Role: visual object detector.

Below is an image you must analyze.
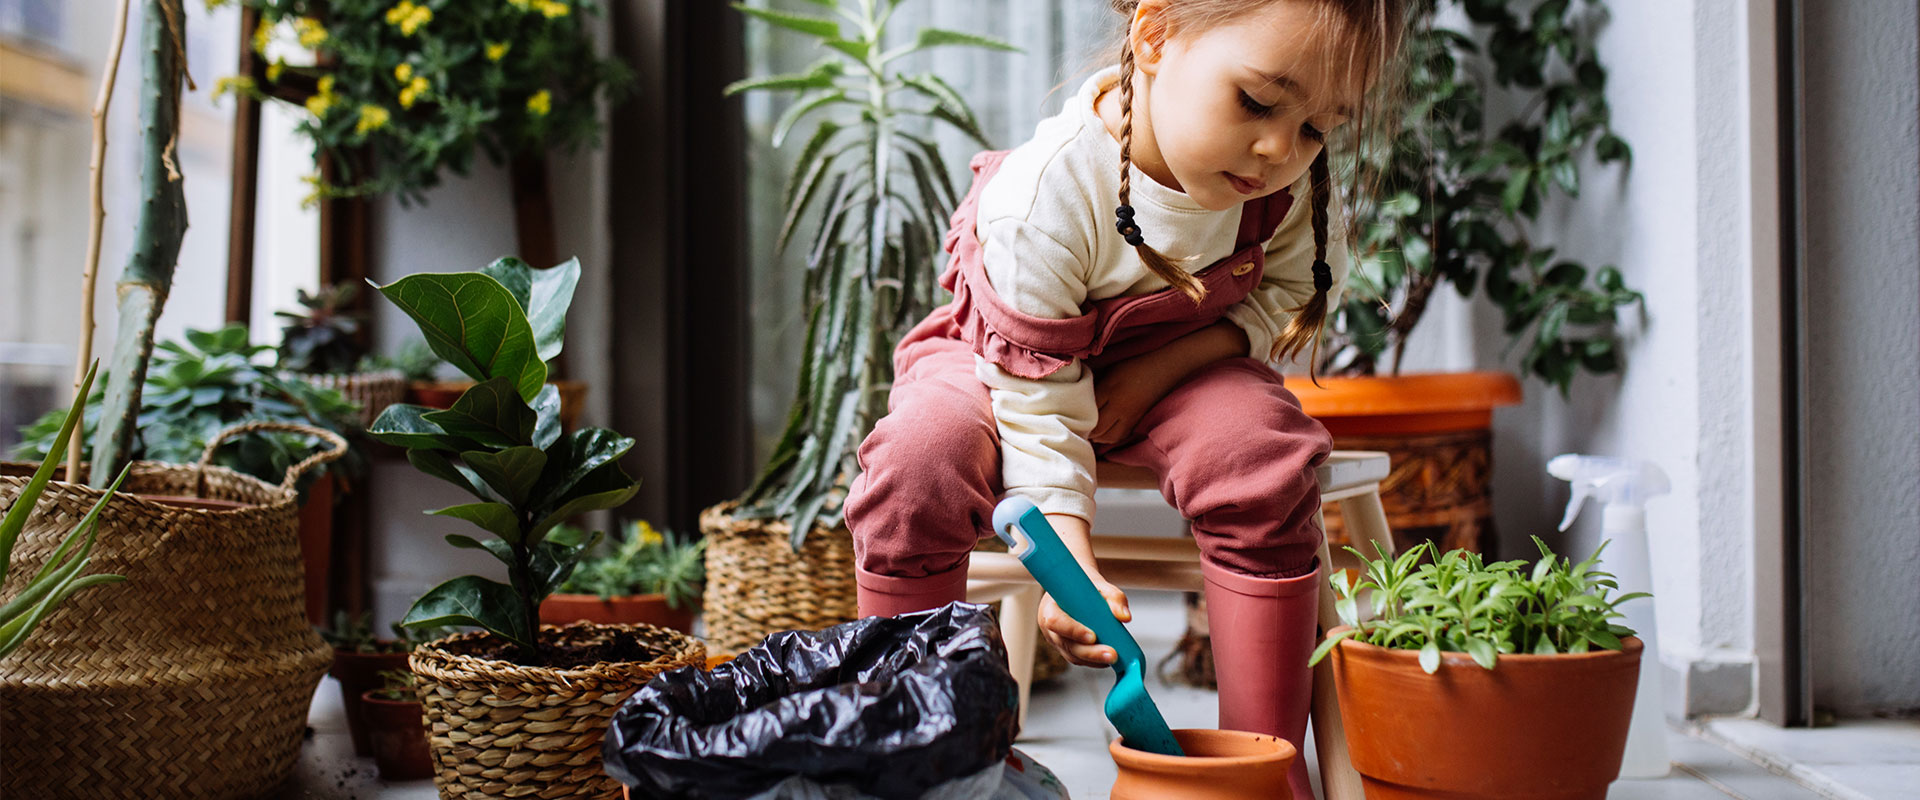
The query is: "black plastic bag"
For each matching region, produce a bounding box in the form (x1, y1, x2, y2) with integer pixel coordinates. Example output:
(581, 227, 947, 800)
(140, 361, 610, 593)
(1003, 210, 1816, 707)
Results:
(604, 602, 1021, 800)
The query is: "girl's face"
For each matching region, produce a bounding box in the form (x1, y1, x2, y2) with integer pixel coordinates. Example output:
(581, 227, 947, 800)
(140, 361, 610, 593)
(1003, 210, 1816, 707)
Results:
(1132, 1, 1367, 210)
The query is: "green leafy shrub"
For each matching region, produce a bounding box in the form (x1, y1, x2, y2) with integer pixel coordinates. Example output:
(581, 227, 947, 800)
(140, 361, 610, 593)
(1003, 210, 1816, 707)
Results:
(1310, 537, 1648, 673)
(357, 338, 446, 383)
(371, 668, 418, 701)
(557, 520, 705, 609)
(370, 257, 640, 657)
(276, 283, 365, 375)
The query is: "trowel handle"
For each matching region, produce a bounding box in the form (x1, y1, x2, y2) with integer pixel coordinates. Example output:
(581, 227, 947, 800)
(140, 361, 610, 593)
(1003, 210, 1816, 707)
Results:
(992, 497, 1145, 666)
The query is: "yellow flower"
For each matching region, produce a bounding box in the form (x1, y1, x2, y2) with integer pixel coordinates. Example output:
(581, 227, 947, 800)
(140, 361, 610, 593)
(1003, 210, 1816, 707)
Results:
(212, 75, 255, 101)
(534, 0, 570, 18)
(251, 19, 271, 54)
(300, 173, 323, 209)
(266, 59, 285, 82)
(356, 104, 391, 135)
(636, 521, 663, 547)
(394, 63, 413, 83)
(386, 1, 433, 36)
(294, 17, 327, 49)
(304, 91, 333, 118)
(526, 89, 551, 116)
(486, 41, 510, 61)
(318, 75, 336, 95)
(204, 0, 232, 9)
(398, 76, 429, 109)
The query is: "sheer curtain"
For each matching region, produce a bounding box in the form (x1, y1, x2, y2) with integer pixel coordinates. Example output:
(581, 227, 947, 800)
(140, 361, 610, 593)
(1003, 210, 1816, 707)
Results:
(739, 0, 1123, 466)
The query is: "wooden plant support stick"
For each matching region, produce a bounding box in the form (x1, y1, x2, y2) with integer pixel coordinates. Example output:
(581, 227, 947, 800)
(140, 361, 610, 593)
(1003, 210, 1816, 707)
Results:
(68, 0, 133, 481)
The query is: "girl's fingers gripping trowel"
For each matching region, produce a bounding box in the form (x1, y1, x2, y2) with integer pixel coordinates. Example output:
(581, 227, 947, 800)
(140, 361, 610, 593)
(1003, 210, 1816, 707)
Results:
(992, 496, 1185, 757)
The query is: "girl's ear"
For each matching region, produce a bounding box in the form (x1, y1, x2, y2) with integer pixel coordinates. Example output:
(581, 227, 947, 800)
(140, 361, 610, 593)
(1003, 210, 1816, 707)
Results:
(1128, 0, 1173, 75)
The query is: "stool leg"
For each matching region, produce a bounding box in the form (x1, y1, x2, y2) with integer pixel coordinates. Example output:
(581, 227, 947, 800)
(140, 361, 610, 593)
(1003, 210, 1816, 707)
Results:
(1312, 510, 1368, 800)
(1339, 487, 1396, 561)
(1000, 585, 1044, 733)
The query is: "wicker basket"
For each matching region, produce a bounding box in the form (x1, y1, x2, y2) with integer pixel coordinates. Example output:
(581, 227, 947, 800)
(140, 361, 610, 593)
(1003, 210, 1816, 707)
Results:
(298, 369, 406, 428)
(410, 622, 705, 799)
(700, 502, 857, 654)
(0, 422, 345, 799)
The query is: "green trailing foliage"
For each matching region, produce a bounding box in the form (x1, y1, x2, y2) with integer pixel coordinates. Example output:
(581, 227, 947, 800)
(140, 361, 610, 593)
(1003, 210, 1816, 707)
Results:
(1325, 0, 1645, 394)
(318, 609, 454, 654)
(556, 520, 705, 609)
(14, 325, 363, 494)
(1, 364, 129, 660)
(276, 283, 366, 375)
(370, 256, 641, 657)
(1309, 537, 1648, 674)
(727, 0, 1015, 549)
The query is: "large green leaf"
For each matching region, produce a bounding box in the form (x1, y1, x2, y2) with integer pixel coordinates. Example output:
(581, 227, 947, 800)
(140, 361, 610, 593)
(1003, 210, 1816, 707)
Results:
(373, 273, 547, 401)
(464, 447, 547, 507)
(530, 383, 563, 450)
(530, 461, 639, 543)
(883, 27, 1018, 62)
(408, 449, 495, 501)
(533, 428, 635, 512)
(723, 61, 843, 97)
(732, 3, 841, 38)
(2, 363, 96, 578)
(772, 89, 847, 149)
(526, 258, 580, 364)
(402, 575, 531, 649)
(423, 378, 536, 449)
(429, 502, 524, 543)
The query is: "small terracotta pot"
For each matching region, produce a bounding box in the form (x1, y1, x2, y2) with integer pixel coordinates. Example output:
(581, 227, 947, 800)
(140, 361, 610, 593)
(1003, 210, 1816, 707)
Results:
(329, 646, 413, 757)
(539, 592, 697, 633)
(1110, 729, 1297, 800)
(359, 690, 434, 782)
(1329, 627, 1643, 799)
(405, 381, 474, 410)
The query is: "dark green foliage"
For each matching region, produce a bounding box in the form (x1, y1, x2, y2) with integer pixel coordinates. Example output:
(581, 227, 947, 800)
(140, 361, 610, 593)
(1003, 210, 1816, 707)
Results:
(556, 520, 706, 609)
(1327, 0, 1645, 394)
(371, 257, 640, 656)
(277, 283, 366, 375)
(727, 0, 1014, 548)
(318, 609, 454, 654)
(356, 338, 446, 383)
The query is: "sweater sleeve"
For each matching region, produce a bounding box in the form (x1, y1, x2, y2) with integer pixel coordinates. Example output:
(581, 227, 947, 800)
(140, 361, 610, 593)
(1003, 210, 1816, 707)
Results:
(974, 215, 1100, 523)
(1222, 183, 1352, 362)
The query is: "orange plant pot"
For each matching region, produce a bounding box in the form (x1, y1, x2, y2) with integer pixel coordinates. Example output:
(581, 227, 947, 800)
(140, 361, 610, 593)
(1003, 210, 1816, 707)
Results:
(1284, 371, 1522, 436)
(539, 593, 697, 634)
(1110, 729, 1297, 800)
(1329, 628, 1642, 799)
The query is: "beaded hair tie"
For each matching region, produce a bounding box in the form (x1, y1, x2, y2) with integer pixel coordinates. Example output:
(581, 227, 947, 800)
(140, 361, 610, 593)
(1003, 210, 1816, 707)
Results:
(1114, 205, 1145, 247)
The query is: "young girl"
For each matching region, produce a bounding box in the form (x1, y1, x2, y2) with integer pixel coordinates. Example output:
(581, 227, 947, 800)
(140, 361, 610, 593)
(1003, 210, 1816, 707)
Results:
(846, 0, 1405, 794)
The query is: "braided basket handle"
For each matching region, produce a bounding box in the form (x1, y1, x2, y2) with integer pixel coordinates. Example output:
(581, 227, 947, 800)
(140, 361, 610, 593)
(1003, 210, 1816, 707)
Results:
(194, 421, 350, 495)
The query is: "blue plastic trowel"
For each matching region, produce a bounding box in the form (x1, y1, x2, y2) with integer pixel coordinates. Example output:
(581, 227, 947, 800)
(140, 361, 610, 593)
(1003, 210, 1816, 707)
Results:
(992, 496, 1185, 756)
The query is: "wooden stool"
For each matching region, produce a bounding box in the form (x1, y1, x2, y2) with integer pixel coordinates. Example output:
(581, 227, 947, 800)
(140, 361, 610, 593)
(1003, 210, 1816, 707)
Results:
(966, 450, 1392, 800)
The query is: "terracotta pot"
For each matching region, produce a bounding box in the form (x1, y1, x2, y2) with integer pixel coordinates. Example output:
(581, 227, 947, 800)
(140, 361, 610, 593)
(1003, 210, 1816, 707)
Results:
(1285, 371, 1523, 437)
(405, 381, 474, 410)
(329, 646, 413, 758)
(1109, 729, 1297, 800)
(358, 690, 434, 782)
(1329, 627, 1643, 799)
(295, 473, 333, 625)
(539, 592, 697, 633)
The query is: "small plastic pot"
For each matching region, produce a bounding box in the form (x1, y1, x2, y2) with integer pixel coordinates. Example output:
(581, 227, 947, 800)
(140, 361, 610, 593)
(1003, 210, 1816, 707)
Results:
(359, 690, 434, 782)
(1110, 728, 1297, 800)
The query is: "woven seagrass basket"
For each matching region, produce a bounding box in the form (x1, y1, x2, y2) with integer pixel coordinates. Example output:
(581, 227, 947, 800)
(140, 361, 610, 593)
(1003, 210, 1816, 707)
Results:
(410, 622, 704, 799)
(0, 422, 344, 799)
(699, 501, 857, 654)
(297, 368, 406, 428)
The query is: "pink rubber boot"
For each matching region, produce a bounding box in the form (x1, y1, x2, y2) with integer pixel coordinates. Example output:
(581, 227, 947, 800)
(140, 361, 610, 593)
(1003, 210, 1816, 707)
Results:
(855, 558, 970, 619)
(1203, 557, 1322, 800)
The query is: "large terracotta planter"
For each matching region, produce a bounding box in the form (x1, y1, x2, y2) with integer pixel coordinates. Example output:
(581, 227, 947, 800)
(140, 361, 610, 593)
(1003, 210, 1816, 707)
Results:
(360, 691, 434, 782)
(1329, 628, 1643, 799)
(1287, 371, 1522, 555)
(540, 592, 698, 633)
(330, 646, 413, 757)
(1109, 729, 1297, 800)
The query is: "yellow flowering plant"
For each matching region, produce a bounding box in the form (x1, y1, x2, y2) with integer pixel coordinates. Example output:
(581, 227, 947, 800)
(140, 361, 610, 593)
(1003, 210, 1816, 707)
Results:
(230, 0, 630, 204)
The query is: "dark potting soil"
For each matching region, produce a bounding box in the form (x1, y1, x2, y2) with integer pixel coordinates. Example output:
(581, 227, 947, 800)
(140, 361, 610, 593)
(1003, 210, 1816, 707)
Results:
(457, 626, 684, 670)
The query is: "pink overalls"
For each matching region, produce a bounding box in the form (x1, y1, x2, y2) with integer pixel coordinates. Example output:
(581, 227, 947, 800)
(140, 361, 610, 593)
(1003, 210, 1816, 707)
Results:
(845, 150, 1333, 588)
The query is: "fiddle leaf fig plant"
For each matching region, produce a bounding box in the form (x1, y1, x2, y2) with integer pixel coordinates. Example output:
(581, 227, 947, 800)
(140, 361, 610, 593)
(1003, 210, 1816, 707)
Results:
(1310, 536, 1648, 673)
(726, 0, 1014, 548)
(370, 257, 639, 657)
(1325, 0, 1645, 394)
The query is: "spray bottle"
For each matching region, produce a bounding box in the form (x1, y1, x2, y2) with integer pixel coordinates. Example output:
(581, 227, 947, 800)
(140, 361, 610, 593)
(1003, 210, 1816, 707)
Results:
(1549, 454, 1671, 779)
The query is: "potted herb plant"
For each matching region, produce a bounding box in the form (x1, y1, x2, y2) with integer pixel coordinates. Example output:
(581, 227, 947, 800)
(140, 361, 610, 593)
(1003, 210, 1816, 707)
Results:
(369, 256, 703, 799)
(1310, 539, 1647, 799)
(360, 669, 434, 782)
(702, 0, 1014, 654)
(319, 611, 448, 759)
(540, 520, 705, 633)
(276, 282, 406, 428)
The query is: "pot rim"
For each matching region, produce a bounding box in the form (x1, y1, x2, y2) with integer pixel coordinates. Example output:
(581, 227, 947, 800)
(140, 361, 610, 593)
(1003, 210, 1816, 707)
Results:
(1107, 728, 1297, 769)
(1281, 370, 1523, 416)
(358, 689, 422, 708)
(410, 621, 704, 687)
(1328, 625, 1644, 666)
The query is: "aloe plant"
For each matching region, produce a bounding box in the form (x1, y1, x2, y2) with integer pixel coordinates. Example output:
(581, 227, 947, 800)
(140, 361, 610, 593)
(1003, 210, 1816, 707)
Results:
(1310, 536, 1648, 673)
(369, 257, 638, 657)
(727, 0, 1015, 548)
(2, 364, 129, 659)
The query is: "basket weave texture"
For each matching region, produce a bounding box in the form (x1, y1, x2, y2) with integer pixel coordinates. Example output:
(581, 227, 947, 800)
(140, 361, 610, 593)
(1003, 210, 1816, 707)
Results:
(0, 423, 344, 798)
(699, 502, 857, 654)
(410, 622, 705, 799)
(298, 369, 406, 428)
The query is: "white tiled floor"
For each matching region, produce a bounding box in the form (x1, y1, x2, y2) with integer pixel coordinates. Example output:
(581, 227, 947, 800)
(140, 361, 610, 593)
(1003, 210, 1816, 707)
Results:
(283, 591, 1900, 799)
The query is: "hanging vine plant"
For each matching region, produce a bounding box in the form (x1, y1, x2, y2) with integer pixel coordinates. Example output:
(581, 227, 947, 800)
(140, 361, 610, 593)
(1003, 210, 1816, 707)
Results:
(1325, 0, 1645, 394)
(218, 0, 630, 204)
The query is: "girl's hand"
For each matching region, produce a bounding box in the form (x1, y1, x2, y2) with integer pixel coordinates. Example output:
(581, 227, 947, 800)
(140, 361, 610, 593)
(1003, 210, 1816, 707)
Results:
(1033, 513, 1133, 667)
(1091, 352, 1183, 445)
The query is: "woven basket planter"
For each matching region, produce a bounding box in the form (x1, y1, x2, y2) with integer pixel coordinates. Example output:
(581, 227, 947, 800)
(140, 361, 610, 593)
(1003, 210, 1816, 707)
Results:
(700, 501, 857, 654)
(409, 622, 705, 799)
(298, 368, 406, 428)
(0, 422, 344, 799)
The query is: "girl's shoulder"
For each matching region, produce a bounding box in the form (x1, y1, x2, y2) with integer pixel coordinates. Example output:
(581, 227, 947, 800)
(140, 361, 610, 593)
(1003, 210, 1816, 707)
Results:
(976, 103, 1117, 254)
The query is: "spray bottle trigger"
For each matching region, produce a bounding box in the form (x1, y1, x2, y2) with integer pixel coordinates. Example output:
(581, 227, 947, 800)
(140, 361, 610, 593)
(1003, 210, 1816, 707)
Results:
(1559, 484, 1592, 532)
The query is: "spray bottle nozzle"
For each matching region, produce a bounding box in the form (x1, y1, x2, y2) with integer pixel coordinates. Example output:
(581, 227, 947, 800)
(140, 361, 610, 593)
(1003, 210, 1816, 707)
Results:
(1548, 454, 1672, 532)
